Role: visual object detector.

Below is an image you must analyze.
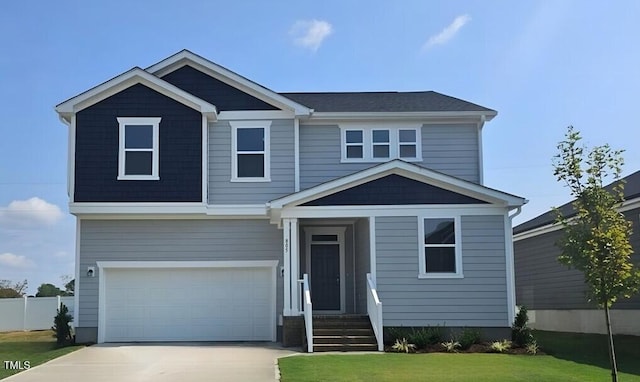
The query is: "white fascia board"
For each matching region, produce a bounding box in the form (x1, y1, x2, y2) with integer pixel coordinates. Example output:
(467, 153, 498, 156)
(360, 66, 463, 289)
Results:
(513, 197, 640, 241)
(70, 202, 268, 218)
(270, 160, 526, 209)
(308, 111, 497, 122)
(97, 260, 278, 269)
(280, 205, 508, 219)
(206, 204, 268, 216)
(55, 67, 217, 121)
(146, 50, 312, 116)
(218, 110, 295, 120)
(70, 202, 206, 215)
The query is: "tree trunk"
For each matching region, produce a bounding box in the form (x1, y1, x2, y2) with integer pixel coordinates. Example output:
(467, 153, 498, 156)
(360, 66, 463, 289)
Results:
(604, 304, 618, 382)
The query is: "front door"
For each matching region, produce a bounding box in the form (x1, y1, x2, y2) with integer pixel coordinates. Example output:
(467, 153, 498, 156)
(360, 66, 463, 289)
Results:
(306, 228, 345, 312)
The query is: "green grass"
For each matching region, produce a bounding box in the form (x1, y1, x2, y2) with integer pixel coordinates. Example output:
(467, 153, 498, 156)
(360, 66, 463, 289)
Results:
(0, 330, 84, 380)
(279, 331, 640, 382)
(535, 330, 640, 375)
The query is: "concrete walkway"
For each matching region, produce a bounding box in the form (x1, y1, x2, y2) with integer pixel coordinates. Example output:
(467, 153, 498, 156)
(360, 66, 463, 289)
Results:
(5, 343, 298, 382)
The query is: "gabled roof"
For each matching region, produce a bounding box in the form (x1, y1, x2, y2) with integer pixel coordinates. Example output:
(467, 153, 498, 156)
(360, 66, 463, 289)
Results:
(270, 160, 526, 209)
(146, 50, 312, 116)
(55, 67, 217, 121)
(514, 170, 640, 234)
(280, 91, 497, 116)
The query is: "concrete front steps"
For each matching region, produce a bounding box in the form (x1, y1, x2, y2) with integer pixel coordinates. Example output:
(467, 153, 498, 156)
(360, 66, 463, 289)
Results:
(308, 315, 378, 352)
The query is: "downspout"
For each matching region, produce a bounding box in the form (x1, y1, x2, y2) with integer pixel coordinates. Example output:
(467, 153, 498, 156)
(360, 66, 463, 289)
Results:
(505, 205, 523, 326)
(477, 115, 485, 185)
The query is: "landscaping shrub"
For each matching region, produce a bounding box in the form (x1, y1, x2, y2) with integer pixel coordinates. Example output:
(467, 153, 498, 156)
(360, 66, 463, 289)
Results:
(407, 327, 442, 349)
(52, 303, 74, 346)
(490, 340, 512, 353)
(392, 338, 416, 353)
(441, 340, 461, 353)
(458, 328, 481, 350)
(525, 340, 539, 355)
(385, 327, 411, 346)
(512, 306, 534, 347)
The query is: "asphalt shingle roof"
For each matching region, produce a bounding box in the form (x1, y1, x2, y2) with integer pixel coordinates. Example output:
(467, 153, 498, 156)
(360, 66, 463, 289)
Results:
(279, 91, 495, 113)
(514, 170, 640, 234)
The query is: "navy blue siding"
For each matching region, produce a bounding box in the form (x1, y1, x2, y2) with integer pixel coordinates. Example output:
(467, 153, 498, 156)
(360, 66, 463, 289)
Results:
(302, 175, 487, 206)
(161, 65, 278, 111)
(74, 84, 202, 202)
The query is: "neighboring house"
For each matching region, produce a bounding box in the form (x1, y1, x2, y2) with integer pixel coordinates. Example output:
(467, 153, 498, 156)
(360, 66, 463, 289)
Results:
(55, 50, 526, 350)
(514, 171, 640, 335)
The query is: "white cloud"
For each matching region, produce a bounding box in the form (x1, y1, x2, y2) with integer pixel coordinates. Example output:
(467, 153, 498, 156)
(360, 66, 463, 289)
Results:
(290, 19, 333, 52)
(422, 14, 471, 51)
(0, 253, 35, 269)
(0, 197, 63, 228)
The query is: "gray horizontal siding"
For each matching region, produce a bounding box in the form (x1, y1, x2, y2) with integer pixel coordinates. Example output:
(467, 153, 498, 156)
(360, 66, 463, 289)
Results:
(208, 120, 295, 204)
(422, 124, 479, 183)
(78, 219, 283, 328)
(299, 123, 479, 190)
(514, 208, 640, 310)
(376, 215, 508, 327)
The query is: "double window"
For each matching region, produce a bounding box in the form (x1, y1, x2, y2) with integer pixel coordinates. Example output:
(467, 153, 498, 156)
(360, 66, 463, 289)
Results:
(117, 117, 161, 180)
(230, 121, 271, 182)
(418, 217, 463, 278)
(341, 125, 421, 162)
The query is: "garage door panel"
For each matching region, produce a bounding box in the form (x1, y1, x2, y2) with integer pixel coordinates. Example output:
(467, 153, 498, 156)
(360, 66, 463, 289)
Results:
(103, 266, 274, 342)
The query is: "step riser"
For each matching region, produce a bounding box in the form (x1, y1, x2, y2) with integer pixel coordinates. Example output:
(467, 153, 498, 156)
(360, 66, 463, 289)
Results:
(314, 329, 373, 336)
(314, 337, 377, 345)
(307, 316, 379, 352)
(313, 345, 378, 352)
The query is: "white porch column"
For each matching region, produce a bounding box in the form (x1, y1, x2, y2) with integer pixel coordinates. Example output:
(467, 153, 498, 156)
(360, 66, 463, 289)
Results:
(283, 218, 292, 316)
(290, 218, 300, 315)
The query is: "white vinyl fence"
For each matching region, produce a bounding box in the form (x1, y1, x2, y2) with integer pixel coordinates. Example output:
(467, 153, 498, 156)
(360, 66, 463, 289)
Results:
(0, 296, 74, 332)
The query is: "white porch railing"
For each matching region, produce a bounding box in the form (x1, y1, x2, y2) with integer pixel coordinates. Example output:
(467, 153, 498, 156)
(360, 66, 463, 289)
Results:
(366, 273, 384, 351)
(301, 274, 313, 353)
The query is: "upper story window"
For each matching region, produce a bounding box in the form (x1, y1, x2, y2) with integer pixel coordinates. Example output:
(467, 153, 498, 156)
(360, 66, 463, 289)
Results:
(418, 217, 463, 279)
(117, 117, 161, 180)
(230, 120, 271, 182)
(340, 125, 422, 162)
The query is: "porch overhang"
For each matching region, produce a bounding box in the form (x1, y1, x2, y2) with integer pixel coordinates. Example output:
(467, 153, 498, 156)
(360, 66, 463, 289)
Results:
(268, 160, 527, 223)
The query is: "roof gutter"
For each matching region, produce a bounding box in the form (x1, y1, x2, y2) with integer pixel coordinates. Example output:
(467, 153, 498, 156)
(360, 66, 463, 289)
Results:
(307, 110, 497, 122)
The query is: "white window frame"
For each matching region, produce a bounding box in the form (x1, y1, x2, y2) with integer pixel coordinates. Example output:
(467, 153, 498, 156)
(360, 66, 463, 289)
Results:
(117, 117, 161, 181)
(340, 124, 422, 163)
(230, 120, 271, 182)
(417, 216, 463, 279)
(372, 129, 391, 159)
(344, 129, 364, 159)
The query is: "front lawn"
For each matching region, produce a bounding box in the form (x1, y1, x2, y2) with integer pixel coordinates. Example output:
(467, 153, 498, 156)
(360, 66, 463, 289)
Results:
(279, 331, 640, 382)
(279, 353, 640, 382)
(0, 330, 84, 380)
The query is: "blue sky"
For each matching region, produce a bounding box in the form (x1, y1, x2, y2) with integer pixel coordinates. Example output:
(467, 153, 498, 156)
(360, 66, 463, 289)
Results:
(1, 1, 639, 294)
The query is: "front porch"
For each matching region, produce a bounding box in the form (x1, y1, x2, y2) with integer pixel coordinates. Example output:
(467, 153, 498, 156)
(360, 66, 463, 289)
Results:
(281, 217, 384, 352)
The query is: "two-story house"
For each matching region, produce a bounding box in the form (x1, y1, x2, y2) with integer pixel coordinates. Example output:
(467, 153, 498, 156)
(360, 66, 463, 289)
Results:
(55, 50, 526, 351)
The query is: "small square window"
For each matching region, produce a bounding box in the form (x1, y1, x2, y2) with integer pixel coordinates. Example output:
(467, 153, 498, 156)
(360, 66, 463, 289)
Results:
(345, 130, 364, 159)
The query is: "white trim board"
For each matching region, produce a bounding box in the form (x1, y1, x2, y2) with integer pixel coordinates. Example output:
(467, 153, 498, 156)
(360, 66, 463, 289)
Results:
(145, 50, 312, 116)
(270, 160, 526, 209)
(56, 67, 217, 121)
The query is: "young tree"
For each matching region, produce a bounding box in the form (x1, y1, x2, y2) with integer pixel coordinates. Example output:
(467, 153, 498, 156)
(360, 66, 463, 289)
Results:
(553, 126, 640, 382)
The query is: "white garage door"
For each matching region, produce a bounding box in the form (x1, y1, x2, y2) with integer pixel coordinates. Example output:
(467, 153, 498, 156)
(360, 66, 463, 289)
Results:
(102, 266, 274, 342)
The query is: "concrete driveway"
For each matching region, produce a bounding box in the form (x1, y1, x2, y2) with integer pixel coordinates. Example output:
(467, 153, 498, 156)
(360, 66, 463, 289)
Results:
(5, 343, 298, 382)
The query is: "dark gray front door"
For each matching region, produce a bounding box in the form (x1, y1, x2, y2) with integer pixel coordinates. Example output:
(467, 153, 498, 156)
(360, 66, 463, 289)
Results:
(310, 243, 341, 311)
